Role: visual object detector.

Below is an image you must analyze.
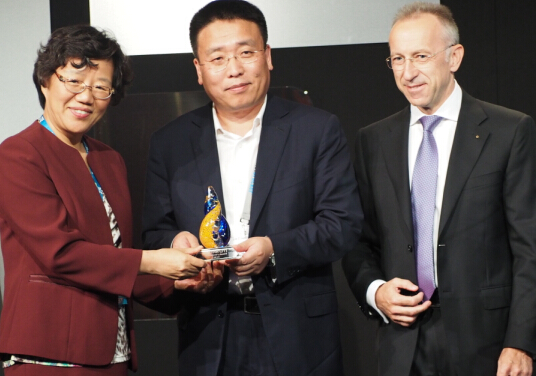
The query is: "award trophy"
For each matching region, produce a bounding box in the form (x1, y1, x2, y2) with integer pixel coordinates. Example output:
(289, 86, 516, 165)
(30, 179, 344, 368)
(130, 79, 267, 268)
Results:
(198, 186, 243, 260)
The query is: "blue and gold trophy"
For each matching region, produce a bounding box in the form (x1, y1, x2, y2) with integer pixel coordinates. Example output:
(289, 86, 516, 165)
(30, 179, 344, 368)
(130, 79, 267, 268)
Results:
(198, 186, 242, 260)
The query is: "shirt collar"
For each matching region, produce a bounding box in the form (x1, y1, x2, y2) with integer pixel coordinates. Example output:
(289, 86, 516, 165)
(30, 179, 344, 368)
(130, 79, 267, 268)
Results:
(213, 95, 268, 137)
(410, 80, 463, 126)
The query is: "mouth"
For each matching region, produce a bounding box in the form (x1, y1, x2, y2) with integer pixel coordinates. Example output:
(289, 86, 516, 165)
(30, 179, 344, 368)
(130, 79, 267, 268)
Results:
(70, 108, 93, 118)
(405, 83, 425, 91)
(225, 83, 250, 92)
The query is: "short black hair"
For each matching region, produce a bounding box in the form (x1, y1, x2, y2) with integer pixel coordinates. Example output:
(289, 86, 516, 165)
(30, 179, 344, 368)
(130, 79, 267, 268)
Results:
(33, 25, 133, 108)
(189, 0, 268, 58)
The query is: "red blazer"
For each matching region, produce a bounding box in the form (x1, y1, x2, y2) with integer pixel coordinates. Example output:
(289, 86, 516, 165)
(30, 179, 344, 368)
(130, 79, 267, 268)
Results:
(0, 121, 143, 369)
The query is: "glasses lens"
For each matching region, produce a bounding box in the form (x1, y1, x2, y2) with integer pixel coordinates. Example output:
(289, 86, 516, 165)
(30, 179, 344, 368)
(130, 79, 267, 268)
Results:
(212, 64, 227, 73)
(64, 81, 85, 94)
(92, 87, 112, 99)
(238, 51, 260, 65)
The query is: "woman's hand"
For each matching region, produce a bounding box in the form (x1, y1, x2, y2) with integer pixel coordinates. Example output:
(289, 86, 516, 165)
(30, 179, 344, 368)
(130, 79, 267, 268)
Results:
(140, 247, 205, 280)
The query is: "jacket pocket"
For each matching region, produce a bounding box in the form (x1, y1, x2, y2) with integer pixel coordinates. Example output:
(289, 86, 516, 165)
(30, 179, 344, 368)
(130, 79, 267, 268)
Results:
(464, 171, 502, 190)
(479, 285, 511, 309)
(28, 274, 79, 290)
(272, 171, 309, 193)
(304, 291, 338, 317)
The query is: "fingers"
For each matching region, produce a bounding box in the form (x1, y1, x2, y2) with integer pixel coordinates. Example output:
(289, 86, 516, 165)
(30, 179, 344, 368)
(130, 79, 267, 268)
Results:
(376, 278, 430, 326)
(228, 254, 262, 276)
(226, 237, 273, 276)
(174, 278, 203, 291)
(172, 231, 200, 248)
(232, 237, 257, 253)
(389, 300, 431, 326)
(183, 255, 206, 276)
(174, 261, 225, 294)
(394, 277, 420, 293)
(182, 245, 203, 256)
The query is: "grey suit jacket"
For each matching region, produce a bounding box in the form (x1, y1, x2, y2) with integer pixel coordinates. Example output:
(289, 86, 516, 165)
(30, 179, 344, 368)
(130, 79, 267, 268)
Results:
(142, 95, 362, 376)
(343, 91, 536, 376)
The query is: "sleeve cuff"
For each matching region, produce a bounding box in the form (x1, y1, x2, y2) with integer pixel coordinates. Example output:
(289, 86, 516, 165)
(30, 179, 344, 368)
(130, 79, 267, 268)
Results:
(367, 279, 389, 324)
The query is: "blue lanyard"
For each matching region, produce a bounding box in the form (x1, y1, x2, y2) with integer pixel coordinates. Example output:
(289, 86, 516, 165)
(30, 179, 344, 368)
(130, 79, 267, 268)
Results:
(39, 116, 127, 305)
(39, 116, 104, 199)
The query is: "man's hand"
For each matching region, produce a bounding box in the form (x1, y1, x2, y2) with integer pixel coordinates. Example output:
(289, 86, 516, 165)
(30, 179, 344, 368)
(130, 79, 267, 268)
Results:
(172, 231, 200, 248)
(226, 237, 273, 276)
(497, 347, 533, 376)
(174, 261, 225, 293)
(375, 278, 431, 326)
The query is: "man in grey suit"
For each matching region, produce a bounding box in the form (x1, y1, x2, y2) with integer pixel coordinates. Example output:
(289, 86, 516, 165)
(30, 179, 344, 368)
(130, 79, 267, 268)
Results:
(343, 2, 536, 376)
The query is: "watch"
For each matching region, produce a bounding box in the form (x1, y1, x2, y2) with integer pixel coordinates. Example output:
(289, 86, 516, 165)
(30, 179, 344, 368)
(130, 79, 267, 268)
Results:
(267, 252, 276, 267)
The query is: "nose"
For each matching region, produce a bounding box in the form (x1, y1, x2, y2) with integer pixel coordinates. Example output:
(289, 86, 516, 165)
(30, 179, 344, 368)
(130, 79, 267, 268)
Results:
(225, 55, 244, 76)
(401, 59, 419, 81)
(74, 86, 94, 104)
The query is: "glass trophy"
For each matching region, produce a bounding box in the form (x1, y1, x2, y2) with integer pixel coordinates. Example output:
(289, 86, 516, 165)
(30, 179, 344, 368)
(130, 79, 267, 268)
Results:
(198, 186, 243, 260)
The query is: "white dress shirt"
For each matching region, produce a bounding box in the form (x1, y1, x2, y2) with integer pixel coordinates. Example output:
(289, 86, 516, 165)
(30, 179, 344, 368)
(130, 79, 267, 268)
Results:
(214, 96, 267, 294)
(367, 82, 463, 322)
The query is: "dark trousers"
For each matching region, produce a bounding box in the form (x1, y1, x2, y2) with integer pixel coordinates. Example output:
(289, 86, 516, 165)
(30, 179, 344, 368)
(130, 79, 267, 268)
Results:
(410, 306, 452, 376)
(218, 301, 278, 376)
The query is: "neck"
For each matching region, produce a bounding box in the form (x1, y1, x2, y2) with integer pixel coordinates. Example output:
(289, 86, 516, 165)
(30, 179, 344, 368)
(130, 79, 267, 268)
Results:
(41, 116, 84, 150)
(215, 103, 263, 137)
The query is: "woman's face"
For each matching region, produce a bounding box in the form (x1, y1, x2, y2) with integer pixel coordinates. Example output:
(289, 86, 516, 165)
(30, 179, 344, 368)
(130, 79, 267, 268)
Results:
(41, 58, 114, 145)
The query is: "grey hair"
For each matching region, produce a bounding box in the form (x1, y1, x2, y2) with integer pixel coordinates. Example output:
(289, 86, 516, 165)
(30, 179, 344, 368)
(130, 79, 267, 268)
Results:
(393, 2, 459, 46)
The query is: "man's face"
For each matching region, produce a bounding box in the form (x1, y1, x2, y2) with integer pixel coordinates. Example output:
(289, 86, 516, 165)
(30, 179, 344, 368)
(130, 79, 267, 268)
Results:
(389, 14, 462, 114)
(194, 19, 273, 116)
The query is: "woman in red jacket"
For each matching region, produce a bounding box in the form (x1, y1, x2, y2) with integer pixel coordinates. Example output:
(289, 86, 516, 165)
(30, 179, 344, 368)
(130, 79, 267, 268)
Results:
(0, 25, 206, 376)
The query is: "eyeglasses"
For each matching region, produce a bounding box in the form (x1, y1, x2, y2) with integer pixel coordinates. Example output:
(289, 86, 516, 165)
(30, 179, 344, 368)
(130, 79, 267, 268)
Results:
(386, 45, 455, 70)
(198, 49, 265, 73)
(55, 72, 115, 99)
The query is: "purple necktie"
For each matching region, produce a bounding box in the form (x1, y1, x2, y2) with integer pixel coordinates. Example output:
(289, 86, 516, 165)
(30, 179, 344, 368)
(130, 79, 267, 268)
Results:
(411, 115, 442, 301)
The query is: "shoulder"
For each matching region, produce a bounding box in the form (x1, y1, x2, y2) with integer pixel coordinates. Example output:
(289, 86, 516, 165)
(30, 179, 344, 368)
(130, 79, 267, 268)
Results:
(84, 135, 125, 167)
(358, 107, 410, 137)
(84, 135, 119, 153)
(459, 93, 536, 148)
(462, 92, 533, 126)
(267, 95, 335, 123)
(0, 121, 48, 158)
(152, 102, 213, 141)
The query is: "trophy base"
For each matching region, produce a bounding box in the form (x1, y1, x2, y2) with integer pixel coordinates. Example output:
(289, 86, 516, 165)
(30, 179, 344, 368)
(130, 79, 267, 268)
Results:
(198, 246, 243, 260)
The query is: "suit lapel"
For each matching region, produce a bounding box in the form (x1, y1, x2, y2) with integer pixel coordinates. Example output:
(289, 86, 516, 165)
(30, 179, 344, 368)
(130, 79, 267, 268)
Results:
(381, 109, 414, 240)
(190, 105, 226, 214)
(249, 97, 291, 233)
(439, 93, 489, 235)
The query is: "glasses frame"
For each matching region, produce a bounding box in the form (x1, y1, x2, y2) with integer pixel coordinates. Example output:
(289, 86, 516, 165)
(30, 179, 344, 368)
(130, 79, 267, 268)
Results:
(198, 49, 265, 73)
(55, 72, 115, 99)
(386, 44, 456, 70)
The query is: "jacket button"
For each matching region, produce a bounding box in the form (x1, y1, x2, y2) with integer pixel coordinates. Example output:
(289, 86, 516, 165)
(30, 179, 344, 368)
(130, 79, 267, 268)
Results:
(407, 245, 413, 252)
(287, 267, 300, 276)
(217, 310, 224, 318)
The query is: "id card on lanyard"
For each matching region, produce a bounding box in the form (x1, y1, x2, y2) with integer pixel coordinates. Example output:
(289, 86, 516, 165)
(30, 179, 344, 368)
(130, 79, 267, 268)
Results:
(239, 169, 255, 238)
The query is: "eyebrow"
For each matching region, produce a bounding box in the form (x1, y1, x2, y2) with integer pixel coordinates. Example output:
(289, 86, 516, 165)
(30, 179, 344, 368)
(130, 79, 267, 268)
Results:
(205, 39, 258, 55)
(64, 69, 113, 85)
(391, 48, 434, 56)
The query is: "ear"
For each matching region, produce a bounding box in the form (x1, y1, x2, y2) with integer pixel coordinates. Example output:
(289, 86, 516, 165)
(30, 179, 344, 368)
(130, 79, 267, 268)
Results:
(193, 58, 203, 86)
(41, 84, 50, 102)
(264, 44, 274, 71)
(449, 44, 464, 73)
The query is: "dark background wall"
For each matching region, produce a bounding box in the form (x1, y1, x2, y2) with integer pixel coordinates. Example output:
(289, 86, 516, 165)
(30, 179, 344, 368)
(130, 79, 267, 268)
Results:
(49, 1, 536, 375)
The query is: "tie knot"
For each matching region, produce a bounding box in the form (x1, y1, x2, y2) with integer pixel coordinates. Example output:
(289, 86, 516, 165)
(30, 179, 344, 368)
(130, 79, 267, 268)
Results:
(420, 115, 442, 133)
